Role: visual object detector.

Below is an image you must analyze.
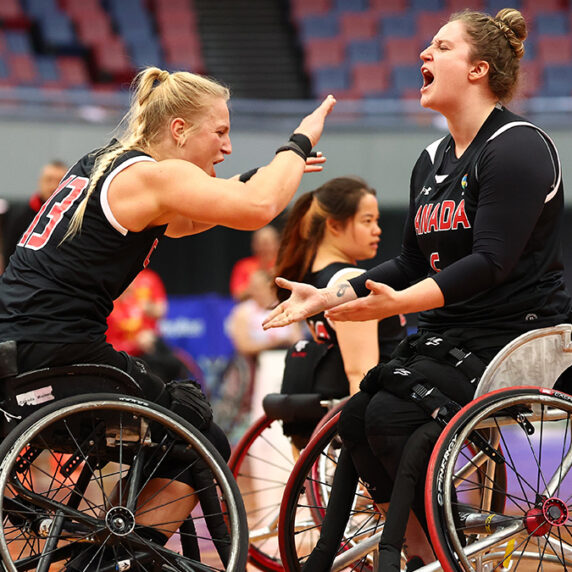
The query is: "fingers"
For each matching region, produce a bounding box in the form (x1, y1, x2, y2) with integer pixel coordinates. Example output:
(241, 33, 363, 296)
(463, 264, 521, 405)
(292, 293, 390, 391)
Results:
(319, 94, 337, 115)
(274, 277, 292, 290)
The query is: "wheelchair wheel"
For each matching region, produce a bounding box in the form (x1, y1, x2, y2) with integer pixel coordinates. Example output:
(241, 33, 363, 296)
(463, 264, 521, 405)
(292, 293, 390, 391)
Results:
(279, 413, 384, 571)
(426, 386, 572, 572)
(0, 393, 248, 571)
(229, 414, 297, 571)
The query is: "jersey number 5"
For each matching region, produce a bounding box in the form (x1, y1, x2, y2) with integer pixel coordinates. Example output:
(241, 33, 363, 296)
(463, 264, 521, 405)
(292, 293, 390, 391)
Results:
(18, 175, 89, 250)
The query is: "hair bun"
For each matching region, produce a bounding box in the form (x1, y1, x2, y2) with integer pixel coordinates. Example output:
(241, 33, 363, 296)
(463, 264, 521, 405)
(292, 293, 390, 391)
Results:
(494, 8, 527, 59)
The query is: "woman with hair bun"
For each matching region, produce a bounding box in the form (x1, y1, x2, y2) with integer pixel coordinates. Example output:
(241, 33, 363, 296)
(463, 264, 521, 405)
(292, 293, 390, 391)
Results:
(265, 9, 572, 570)
(0, 66, 335, 564)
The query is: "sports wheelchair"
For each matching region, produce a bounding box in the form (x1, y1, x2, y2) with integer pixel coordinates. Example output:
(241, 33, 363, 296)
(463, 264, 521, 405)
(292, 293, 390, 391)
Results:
(229, 392, 346, 571)
(0, 350, 248, 571)
(277, 324, 572, 571)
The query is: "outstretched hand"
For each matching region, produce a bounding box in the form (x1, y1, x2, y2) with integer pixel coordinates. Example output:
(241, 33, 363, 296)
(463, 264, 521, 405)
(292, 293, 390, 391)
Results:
(294, 94, 337, 148)
(262, 277, 326, 329)
(325, 280, 397, 322)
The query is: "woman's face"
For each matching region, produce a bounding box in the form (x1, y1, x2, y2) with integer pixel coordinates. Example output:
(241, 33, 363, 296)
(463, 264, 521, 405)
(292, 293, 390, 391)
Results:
(179, 97, 232, 176)
(338, 193, 381, 262)
(419, 20, 476, 114)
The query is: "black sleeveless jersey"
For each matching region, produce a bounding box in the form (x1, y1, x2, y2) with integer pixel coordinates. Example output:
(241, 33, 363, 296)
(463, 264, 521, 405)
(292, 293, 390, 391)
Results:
(350, 105, 571, 349)
(305, 262, 407, 362)
(0, 143, 167, 343)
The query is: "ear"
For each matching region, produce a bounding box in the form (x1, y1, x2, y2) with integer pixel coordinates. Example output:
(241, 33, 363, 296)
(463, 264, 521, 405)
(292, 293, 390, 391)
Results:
(326, 217, 343, 236)
(170, 117, 186, 145)
(468, 60, 489, 82)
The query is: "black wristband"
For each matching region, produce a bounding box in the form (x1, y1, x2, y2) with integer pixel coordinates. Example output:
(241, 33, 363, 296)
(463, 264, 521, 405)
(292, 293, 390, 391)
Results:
(289, 133, 312, 157)
(275, 133, 313, 161)
(239, 168, 259, 182)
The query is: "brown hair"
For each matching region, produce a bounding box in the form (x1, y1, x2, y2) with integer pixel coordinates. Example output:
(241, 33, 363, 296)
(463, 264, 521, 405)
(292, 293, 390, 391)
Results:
(274, 176, 376, 300)
(65, 67, 230, 239)
(449, 8, 527, 102)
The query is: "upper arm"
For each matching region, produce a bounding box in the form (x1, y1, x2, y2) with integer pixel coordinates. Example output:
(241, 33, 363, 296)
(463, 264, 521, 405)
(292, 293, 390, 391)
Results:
(107, 159, 274, 233)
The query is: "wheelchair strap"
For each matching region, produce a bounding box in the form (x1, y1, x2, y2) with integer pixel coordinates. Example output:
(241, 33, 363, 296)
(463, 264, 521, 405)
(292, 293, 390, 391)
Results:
(409, 333, 486, 384)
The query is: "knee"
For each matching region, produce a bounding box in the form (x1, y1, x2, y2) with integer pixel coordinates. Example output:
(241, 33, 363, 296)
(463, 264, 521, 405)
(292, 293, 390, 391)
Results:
(338, 392, 370, 448)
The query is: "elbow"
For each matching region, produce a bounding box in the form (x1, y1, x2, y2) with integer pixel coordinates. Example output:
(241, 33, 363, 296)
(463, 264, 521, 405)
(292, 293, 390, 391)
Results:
(241, 202, 279, 230)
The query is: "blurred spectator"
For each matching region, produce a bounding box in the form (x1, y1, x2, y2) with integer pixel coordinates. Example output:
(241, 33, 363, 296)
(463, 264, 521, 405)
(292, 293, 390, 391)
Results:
(229, 225, 280, 300)
(2, 160, 68, 269)
(107, 268, 189, 382)
(226, 269, 304, 422)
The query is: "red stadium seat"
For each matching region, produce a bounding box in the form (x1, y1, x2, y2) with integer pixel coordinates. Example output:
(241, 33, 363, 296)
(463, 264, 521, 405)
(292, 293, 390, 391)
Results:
(416, 10, 449, 44)
(8, 52, 37, 85)
(352, 61, 390, 96)
(303, 37, 346, 72)
(536, 35, 572, 65)
(290, 0, 332, 22)
(518, 60, 543, 98)
(92, 37, 134, 83)
(339, 11, 379, 40)
(383, 37, 422, 66)
(57, 56, 90, 87)
(445, 0, 484, 11)
(369, 0, 407, 16)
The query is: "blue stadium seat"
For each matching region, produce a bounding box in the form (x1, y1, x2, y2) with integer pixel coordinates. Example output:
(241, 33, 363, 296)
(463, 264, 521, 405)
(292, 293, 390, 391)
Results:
(542, 64, 572, 96)
(333, 0, 368, 12)
(39, 13, 79, 52)
(5, 31, 32, 54)
(485, 0, 521, 13)
(392, 64, 422, 93)
(23, 0, 59, 18)
(410, 0, 444, 12)
(534, 12, 568, 36)
(130, 44, 164, 70)
(36, 55, 60, 83)
(300, 14, 340, 39)
(346, 39, 382, 64)
(312, 65, 350, 97)
(380, 13, 417, 38)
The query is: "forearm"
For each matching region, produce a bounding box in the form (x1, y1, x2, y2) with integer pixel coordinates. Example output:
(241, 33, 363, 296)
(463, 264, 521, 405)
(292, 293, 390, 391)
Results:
(391, 277, 444, 315)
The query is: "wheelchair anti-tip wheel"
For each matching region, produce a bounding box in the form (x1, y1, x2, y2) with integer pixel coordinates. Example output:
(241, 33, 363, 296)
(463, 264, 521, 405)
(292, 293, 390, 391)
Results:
(278, 412, 385, 571)
(426, 386, 572, 572)
(0, 393, 248, 571)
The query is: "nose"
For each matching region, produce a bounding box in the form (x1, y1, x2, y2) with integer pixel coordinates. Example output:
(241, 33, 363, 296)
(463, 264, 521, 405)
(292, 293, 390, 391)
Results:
(420, 46, 432, 62)
(222, 135, 232, 155)
(374, 223, 382, 236)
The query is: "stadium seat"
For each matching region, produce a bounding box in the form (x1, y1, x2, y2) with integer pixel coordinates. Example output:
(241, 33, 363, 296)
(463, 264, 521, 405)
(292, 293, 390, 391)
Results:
(333, 0, 368, 12)
(416, 10, 450, 43)
(73, 12, 115, 47)
(369, 0, 407, 16)
(290, 0, 332, 22)
(379, 13, 417, 38)
(92, 37, 134, 83)
(536, 35, 572, 65)
(299, 13, 340, 40)
(486, 0, 521, 13)
(352, 61, 390, 97)
(339, 11, 379, 40)
(311, 65, 350, 98)
(521, 0, 561, 17)
(0, 0, 30, 28)
(303, 37, 346, 71)
(346, 38, 382, 64)
(7, 52, 37, 85)
(383, 37, 421, 65)
(5, 30, 32, 53)
(445, 0, 485, 11)
(410, 0, 444, 12)
(392, 64, 422, 95)
(57, 55, 90, 87)
(534, 12, 569, 36)
(542, 64, 572, 96)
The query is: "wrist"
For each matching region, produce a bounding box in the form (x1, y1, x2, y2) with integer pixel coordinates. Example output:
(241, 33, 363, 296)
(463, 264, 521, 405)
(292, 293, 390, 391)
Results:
(275, 133, 313, 160)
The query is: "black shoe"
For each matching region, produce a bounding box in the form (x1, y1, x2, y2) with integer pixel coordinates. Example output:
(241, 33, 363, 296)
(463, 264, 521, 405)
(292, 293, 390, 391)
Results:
(405, 556, 425, 571)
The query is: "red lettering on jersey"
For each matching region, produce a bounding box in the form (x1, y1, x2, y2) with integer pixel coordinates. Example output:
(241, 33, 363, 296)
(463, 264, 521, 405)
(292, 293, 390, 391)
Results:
(143, 238, 159, 268)
(19, 176, 88, 250)
(451, 199, 470, 230)
(415, 204, 433, 235)
(427, 204, 440, 232)
(307, 319, 330, 343)
(430, 252, 441, 272)
(439, 200, 455, 231)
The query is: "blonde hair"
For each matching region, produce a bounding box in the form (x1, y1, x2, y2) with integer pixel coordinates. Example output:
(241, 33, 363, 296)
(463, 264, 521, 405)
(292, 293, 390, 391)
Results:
(450, 8, 527, 102)
(65, 67, 230, 239)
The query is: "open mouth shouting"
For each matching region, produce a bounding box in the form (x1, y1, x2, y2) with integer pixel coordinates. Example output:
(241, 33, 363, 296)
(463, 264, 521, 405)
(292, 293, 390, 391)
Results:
(421, 67, 434, 92)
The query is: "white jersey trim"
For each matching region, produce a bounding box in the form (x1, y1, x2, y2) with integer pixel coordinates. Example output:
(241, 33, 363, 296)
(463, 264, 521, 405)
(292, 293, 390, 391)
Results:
(482, 121, 561, 204)
(425, 136, 446, 164)
(326, 267, 365, 288)
(100, 156, 156, 235)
